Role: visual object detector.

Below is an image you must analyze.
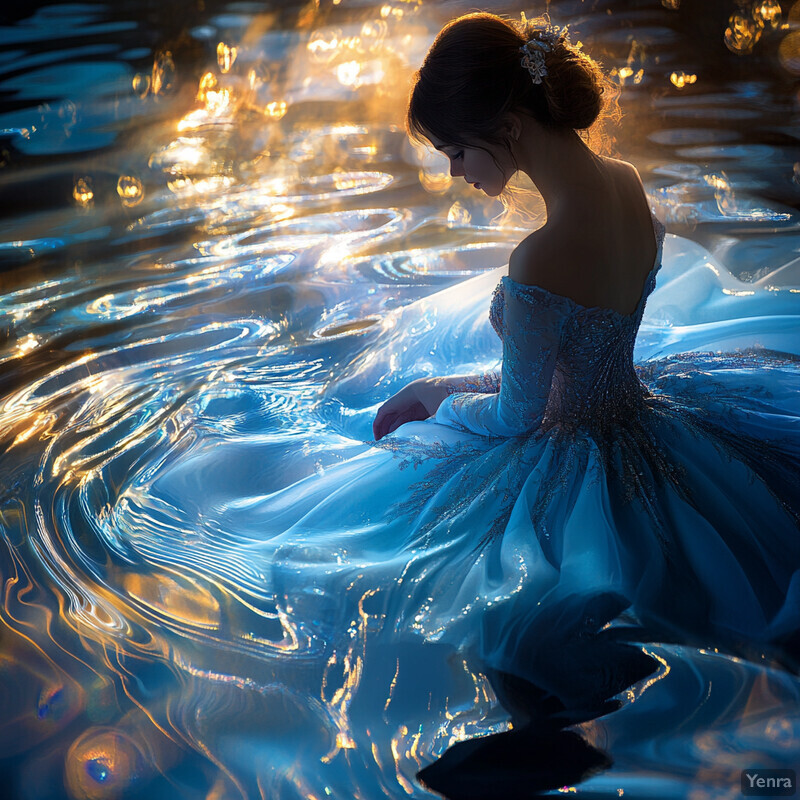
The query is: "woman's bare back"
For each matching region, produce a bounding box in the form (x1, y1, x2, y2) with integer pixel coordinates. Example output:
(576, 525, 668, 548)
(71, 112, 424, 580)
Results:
(508, 157, 658, 316)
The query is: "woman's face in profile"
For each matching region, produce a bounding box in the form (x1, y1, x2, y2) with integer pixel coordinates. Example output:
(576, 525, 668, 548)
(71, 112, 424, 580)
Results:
(425, 134, 515, 197)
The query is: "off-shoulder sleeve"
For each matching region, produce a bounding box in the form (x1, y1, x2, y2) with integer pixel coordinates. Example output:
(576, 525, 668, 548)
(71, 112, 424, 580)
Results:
(434, 278, 568, 437)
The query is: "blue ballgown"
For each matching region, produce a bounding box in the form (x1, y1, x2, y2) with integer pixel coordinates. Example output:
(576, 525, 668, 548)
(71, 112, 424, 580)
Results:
(137, 209, 800, 795)
(428, 212, 800, 680)
(235, 211, 800, 681)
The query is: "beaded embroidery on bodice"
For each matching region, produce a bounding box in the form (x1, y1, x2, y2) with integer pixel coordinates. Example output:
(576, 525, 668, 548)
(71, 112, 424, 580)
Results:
(488, 213, 667, 429)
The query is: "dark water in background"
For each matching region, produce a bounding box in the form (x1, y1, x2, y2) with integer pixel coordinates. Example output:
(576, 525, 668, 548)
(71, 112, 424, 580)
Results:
(0, 1, 799, 799)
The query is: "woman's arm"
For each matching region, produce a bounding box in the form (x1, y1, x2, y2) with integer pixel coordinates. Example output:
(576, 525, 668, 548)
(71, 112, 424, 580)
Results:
(372, 372, 501, 441)
(434, 279, 567, 437)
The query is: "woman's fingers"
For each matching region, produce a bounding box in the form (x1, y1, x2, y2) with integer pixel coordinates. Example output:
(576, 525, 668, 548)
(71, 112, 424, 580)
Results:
(386, 409, 415, 436)
(385, 401, 428, 436)
(372, 401, 400, 441)
(374, 407, 399, 440)
(373, 388, 427, 440)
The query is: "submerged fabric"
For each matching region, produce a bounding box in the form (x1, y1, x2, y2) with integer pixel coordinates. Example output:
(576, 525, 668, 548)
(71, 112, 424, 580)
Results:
(129, 214, 800, 794)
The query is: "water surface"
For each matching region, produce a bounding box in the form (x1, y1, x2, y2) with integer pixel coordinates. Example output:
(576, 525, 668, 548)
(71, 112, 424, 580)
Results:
(1, 1, 800, 798)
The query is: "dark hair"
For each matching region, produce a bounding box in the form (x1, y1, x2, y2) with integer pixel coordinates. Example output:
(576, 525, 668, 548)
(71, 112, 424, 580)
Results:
(406, 12, 610, 153)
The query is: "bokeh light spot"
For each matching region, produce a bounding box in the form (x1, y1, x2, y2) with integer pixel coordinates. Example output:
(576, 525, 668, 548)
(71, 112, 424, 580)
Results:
(217, 42, 238, 73)
(724, 14, 762, 55)
(73, 177, 94, 207)
(117, 176, 144, 207)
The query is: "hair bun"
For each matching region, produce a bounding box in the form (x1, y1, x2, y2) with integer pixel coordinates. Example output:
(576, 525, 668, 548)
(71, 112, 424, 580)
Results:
(407, 12, 613, 157)
(518, 18, 606, 130)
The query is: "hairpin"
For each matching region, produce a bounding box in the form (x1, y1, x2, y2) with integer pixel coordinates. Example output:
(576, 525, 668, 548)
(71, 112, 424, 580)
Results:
(520, 24, 568, 84)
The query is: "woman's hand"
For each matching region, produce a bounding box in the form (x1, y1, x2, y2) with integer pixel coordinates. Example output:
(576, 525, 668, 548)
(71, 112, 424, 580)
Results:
(372, 378, 450, 441)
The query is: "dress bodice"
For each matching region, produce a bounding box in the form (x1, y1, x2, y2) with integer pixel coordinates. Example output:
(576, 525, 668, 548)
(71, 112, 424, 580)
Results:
(487, 213, 666, 430)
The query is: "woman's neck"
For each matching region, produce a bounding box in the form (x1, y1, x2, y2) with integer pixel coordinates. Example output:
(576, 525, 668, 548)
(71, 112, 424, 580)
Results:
(512, 118, 607, 220)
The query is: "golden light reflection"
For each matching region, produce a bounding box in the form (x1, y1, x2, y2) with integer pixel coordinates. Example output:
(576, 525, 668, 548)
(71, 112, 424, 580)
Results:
(267, 203, 295, 221)
(305, 19, 397, 95)
(73, 177, 94, 207)
(753, 0, 782, 27)
(389, 725, 416, 794)
(625, 648, 670, 703)
(307, 29, 344, 64)
(610, 66, 644, 86)
(256, 177, 291, 197)
(336, 60, 363, 87)
(196, 71, 218, 103)
(124, 571, 220, 629)
(320, 589, 384, 764)
(87, 294, 127, 318)
(332, 167, 366, 190)
(361, 19, 388, 51)
(380, 4, 406, 20)
(177, 71, 239, 132)
(670, 70, 698, 89)
(153, 137, 207, 169)
(447, 202, 471, 225)
(151, 50, 175, 96)
(265, 100, 288, 120)
(216, 42, 238, 73)
(116, 176, 144, 208)
(176, 110, 206, 132)
(419, 170, 451, 193)
(724, 14, 762, 55)
(167, 175, 235, 197)
(205, 86, 233, 116)
(11, 411, 57, 447)
(661, 0, 680, 9)
(16, 333, 39, 355)
(383, 658, 400, 714)
(131, 73, 150, 98)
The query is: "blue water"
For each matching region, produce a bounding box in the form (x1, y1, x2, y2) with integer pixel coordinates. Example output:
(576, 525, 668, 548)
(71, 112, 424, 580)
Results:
(1, 1, 800, 798)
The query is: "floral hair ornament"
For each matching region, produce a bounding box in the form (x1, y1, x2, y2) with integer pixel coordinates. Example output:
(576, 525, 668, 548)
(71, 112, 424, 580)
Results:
(519, 22, 569, 84)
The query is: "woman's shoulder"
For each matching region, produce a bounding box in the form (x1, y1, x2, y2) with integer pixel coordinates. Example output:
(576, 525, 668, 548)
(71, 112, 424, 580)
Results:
(603, 156, 639, 173)
(506, 221, 593, 294)
(507, 227, 560, 284)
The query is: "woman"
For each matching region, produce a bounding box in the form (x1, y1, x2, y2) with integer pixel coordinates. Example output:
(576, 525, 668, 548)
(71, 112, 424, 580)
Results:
(370, 10, 800, 654)
(366, 12, 800, 791)
(141, 11, 800, 797)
